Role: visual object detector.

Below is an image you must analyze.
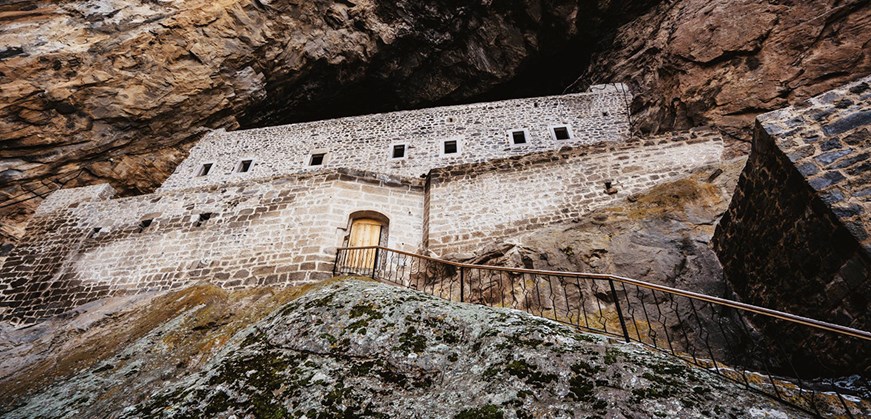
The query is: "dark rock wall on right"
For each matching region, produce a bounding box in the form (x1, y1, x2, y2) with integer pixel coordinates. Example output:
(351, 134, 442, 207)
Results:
(713, 77, 871, 333)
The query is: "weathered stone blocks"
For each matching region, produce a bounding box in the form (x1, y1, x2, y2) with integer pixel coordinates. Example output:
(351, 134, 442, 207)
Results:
(714, 75, 871, 338)
(427, 130, 724, 254)
(0, 89, 731, 328)
(159, 88, 632, 191)
(0, 169, 425, 327)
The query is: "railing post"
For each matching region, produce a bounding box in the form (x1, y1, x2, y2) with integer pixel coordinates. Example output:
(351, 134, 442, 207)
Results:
(370, 247, 380, 279)
(609, 278, 631, 343)
(332, 248, 341, 276)
(460, 267, 465, 303)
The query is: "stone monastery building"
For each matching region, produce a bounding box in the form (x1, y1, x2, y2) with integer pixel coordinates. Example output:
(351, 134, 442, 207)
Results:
(0, 84, 725, 326)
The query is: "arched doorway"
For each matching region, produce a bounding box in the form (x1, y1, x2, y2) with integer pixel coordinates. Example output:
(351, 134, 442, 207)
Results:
(345, 211, 389, 270)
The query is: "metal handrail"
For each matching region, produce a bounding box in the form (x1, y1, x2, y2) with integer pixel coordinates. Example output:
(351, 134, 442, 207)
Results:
(337, 246, 871, 341)
(335, 245, 870, 417)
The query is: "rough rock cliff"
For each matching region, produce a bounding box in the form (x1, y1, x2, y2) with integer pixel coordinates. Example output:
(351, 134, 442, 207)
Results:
(1, 279, 806, 418)
(581, 0, 871, 153)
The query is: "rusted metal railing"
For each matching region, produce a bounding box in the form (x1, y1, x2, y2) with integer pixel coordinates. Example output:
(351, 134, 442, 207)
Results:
(335, 246, 871, 418)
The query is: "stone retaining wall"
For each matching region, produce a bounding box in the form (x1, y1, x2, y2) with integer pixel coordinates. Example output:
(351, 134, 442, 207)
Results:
(713, 75, 871, 331)
(427, 130, 724, 254)
(0, 88, 739, 328)
(0, 170, 424, 326)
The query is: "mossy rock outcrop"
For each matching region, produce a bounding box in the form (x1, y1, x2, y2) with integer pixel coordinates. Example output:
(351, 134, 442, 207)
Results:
(4, 280, 806, 418)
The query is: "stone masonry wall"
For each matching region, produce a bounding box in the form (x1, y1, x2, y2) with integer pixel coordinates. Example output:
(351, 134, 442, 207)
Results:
(713, 75, 871, 332)
(0, 170, 424, 326)
(34, 184, 117, 216)
(159, 88, 631, 191)
(427, 130, 724, 255)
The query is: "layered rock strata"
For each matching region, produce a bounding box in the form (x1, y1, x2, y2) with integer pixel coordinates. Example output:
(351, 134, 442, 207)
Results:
(581, 0, 871, 152)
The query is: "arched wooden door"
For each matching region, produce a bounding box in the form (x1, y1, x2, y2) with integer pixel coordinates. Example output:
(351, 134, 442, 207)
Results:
(348, 218, 383, 269)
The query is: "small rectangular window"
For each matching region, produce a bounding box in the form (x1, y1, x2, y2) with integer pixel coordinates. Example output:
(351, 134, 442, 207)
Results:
(138, 219, 153, 233)
(197, 163, 212, 177)
(512, 130, 527, 144)
(392, 144, 406, 159)
(310, 153, 326, 166)
(195, 213, 213, 227)
(553, 126, 571, 140)
(237, 160, 253, 173)
(443, 140, 458, 154)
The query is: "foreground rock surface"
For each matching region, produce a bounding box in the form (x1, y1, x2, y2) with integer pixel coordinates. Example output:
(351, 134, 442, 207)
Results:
(3, 279, 805, 418)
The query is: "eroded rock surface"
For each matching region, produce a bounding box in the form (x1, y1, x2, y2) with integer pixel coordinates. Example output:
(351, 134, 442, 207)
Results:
(2, 0, 869, 248)
(581, 0, 871, 154)
(1, 279, 807, 418)
(0, 283, 307, 415)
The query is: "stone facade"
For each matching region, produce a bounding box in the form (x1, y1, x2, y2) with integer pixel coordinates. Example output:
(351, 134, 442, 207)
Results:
(0, 170, 424, 326)
(159, 87, 631, 191)
(714, 75, 871, 331)
(427, 130, 724, 254)
(0, 87, 731, 327)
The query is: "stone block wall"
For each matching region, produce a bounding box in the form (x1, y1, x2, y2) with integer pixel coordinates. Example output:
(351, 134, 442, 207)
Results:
(427, 130, 724, 255)
(0, 170, 424, 326)
(713, 75, 871, 331)
(2, 87, 746, 328)
(159, 88, 631, 191)
(34, 183, 116, 216)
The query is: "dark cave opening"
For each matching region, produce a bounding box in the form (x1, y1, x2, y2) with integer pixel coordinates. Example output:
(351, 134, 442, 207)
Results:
(236, 0, 659, 130)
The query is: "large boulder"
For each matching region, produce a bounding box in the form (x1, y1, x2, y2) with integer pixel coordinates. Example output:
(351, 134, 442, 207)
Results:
(3, 279, 807, 418)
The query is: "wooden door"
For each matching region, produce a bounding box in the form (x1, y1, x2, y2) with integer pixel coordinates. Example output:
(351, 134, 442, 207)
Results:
(348, 218, 383, 269)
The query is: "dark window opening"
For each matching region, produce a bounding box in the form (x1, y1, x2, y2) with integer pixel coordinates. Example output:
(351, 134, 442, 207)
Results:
(553, 126, 571, 140)
(392, 144, 406, 159)
(138, 219, 153, 233)
(447, 117, 455, 123)
(512, 131, 527, 144)
(443, 140, 458, 154)
(310, 153, 325, 166)
(195, 213, 213, 227)
(90, 227, 102, 238)
(197, 163, 212, 177)
(602, 111, 610, 117)
(237, 160, 253, 173)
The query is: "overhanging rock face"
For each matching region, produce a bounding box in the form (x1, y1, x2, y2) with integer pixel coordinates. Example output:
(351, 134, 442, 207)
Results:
(714, 75, 871, 331)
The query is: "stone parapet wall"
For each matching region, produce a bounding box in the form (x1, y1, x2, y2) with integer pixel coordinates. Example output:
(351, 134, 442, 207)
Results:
(159, 89, 631, 191)
(0, 170, 424, 326)
(34, 184, 116, 216)
(427, 130, 724, 255)
(713, 75, 871, 331)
